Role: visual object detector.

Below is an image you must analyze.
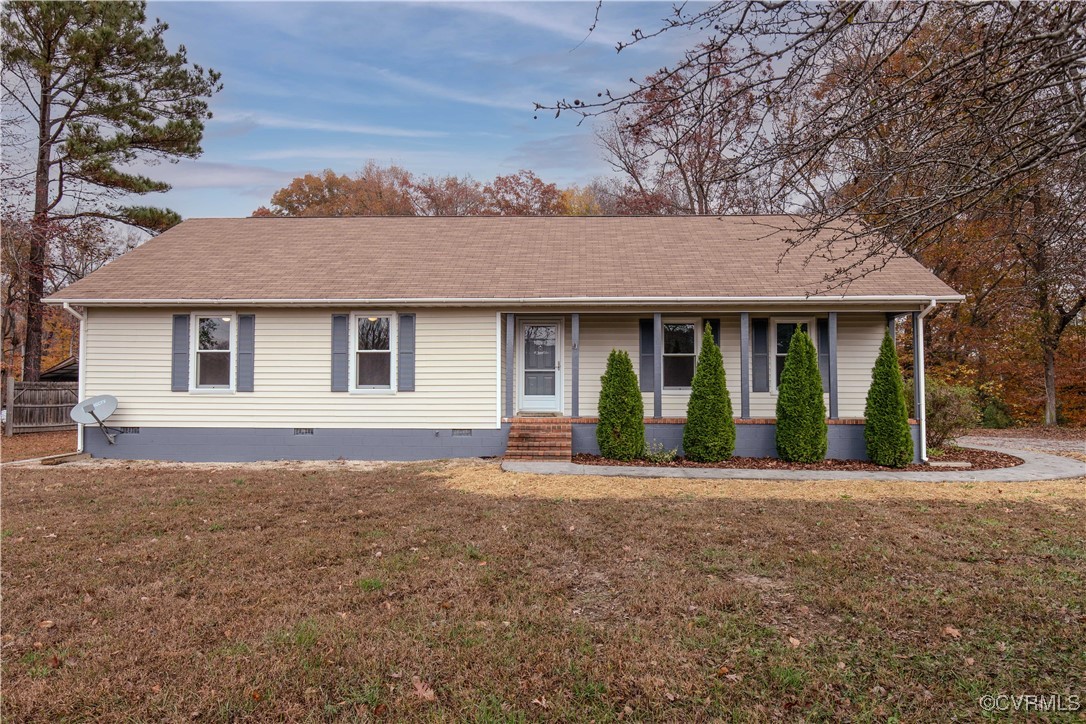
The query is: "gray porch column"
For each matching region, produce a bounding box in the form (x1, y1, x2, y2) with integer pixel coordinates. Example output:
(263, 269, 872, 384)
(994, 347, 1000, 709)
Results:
(828, 311, 839, 419)
(505, 313, 515, 418)
(653, 312, 663, 418)
(571, 313, 580, 417)
(739, 312, 751, 418)
(912, 311, 927, 461)
(886, 312, 897, 339)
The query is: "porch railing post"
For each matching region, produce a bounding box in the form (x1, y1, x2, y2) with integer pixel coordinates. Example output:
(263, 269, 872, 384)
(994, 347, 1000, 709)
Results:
(828, 311, 839, 420)
(570, 313, 580, 417)
(505, 313, 515, 418)
(739, 312, 751, 419)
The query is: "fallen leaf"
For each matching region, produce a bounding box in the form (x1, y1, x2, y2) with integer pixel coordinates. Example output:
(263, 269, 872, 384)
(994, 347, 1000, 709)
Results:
(788, 636, 801, 648)
(37, 620, 55, 629)
(965, 657, 975, 666)
(531, 696, 549, 709)
(250, 690, 262, 702)
(716, 665, 730, 676)
(48, 655, 61, 669)
(837, 661, 846, 670)
(412, 676, 436, 702)
(943, 625, 961, 639)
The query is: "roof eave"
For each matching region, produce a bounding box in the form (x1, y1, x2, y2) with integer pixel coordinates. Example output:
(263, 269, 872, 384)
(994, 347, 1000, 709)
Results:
(45, 294, 966, 307)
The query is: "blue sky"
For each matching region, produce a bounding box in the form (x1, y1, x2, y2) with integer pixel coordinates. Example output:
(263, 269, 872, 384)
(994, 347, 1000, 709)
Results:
(141, 1, 711, 218)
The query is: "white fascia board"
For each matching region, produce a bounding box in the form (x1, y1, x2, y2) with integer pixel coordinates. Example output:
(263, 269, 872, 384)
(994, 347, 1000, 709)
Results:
(45, 294, 966, 307)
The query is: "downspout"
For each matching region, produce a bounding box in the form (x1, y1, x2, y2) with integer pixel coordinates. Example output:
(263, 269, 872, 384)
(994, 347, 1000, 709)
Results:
(62, 303, 86, 453)
(916, 299, 937, 463)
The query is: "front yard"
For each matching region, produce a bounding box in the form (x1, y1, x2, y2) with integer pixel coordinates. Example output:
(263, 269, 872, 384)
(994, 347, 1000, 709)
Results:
(2, 460, 1083, 721)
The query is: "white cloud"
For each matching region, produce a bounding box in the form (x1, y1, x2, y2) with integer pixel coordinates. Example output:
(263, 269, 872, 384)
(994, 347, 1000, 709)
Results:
(214, 110, 447, 138)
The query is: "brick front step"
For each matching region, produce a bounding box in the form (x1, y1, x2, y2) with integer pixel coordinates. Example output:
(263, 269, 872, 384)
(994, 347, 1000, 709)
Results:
(505, 417, 573, 462)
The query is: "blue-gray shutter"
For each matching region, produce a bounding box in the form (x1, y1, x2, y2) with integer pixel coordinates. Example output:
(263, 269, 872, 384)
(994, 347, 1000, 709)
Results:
(816, 318, 830, 389)
(703, 318, 720, 347)
(236, 314, 255, 392)
(171, 314, 190, 392)
(638, 318, 655, 393)
(331, 314, 349, 392)
(398, 313, 416, 392)
(751, 318, 769, 393)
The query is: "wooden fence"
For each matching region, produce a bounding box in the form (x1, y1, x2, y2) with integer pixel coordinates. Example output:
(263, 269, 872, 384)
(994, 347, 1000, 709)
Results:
(3, 379, 79, 435)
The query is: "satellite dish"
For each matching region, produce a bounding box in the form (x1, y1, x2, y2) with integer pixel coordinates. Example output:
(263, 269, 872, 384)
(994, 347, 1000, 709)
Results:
(70, 395, 119, 444)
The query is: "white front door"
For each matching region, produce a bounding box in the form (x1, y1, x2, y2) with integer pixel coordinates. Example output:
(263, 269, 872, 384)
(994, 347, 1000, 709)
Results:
(518, 320, 562, 413)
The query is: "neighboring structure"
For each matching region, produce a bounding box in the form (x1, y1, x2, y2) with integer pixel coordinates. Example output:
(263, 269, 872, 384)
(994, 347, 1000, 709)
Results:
(40, 356, 79, 381)
(45, 216, 961, 463)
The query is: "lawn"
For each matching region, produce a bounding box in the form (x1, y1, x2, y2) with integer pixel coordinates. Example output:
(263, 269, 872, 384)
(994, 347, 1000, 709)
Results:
(2, 460, 1083, 721)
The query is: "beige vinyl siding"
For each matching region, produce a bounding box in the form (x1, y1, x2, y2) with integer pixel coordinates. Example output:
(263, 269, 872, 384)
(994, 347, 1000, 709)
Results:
(85, 307, 500, 429)
(835, 313, 886, 417)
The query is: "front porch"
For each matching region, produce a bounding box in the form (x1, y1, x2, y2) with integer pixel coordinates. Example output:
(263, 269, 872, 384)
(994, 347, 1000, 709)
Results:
(501, 310, 930, 463)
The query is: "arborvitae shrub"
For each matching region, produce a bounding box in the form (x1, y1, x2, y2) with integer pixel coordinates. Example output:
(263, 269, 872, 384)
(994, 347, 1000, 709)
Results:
(596, 349, 645, 460)
(683, 323, 736, 461)
(864, 330, 913, 467)
(775, 329, 827, 462)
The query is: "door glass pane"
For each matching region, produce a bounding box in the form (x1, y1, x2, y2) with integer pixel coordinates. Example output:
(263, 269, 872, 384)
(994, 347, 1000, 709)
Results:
(197, 351, 230, 386)
(524, 371, 556, 396)
(357, 352, 391, 387)
(524, 325, 556, 370)
(664, 323, 695, 354)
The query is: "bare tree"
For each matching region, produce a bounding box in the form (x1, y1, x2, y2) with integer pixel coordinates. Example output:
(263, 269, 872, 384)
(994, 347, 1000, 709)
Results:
(596, 44, 777, 215)
(546, 1, 1086, 423)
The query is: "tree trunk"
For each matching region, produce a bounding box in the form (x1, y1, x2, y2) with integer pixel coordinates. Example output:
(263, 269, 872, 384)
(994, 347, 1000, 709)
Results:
(23, 67, 52, 382)
(1042, 342, 1058, 426)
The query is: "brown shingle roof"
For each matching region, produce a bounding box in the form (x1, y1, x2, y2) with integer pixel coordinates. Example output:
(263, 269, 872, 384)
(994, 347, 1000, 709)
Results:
(46, 216, 961, 304)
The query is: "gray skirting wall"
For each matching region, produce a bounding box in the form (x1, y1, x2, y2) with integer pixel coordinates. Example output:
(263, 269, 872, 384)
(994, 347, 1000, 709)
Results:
(84, 421, 920, 464)
(84, 425, 511, 462)
(571, 422, 922, 463)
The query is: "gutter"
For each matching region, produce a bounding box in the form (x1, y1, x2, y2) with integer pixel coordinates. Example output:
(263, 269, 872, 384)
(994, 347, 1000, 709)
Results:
(61, 303, 86, 454)
(916, 299, 937, 463)
(44, 294, 967, 308)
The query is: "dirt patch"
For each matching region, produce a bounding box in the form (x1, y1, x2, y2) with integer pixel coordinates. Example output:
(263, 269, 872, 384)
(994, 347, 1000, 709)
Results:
(0, 430, 76, 462)
(3, 461, 1083, 721)
(571, 445, 1022, 471)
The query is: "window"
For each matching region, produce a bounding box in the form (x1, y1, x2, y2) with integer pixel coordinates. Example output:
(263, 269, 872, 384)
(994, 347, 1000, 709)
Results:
(663, 322, 697, 388)
(773, 320, 813, 389)
(194, 314, 233, 390)
(352, 313, 395, 390)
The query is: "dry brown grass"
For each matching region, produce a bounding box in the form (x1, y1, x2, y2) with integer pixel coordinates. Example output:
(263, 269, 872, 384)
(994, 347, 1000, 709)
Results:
(2, 460, 1083, 722)
(439, 462, 1085, 506)
(0, 430, 77, 462)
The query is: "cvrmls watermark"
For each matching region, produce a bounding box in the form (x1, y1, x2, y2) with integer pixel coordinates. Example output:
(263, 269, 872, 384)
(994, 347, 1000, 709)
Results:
(979, 694, 1080, 713)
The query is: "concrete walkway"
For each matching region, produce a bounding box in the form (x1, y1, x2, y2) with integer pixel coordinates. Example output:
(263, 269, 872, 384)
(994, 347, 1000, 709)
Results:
(501, 440, 1085, 482)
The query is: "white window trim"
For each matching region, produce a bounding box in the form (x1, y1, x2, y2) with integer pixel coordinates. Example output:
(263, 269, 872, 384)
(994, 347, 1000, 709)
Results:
(769, 316, 817, 394)
(349, 311, 397, 394)
(190, 311, 237, 394)
(662, 317, 701, 391)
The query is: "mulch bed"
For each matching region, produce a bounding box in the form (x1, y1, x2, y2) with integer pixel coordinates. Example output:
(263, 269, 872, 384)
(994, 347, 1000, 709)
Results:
(572, 445, 1023, 471)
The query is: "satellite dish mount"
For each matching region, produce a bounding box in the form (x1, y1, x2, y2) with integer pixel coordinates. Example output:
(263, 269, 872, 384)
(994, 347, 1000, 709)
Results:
(69, 395, 120, 445)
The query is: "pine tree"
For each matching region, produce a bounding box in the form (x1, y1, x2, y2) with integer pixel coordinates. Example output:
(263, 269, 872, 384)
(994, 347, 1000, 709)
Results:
(683, 323, 736, 461)
(596, 349, 645, 460)
(775, 329, 827, 462)
(3, 1, 222, 379)
(864, 330, 914, 467)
